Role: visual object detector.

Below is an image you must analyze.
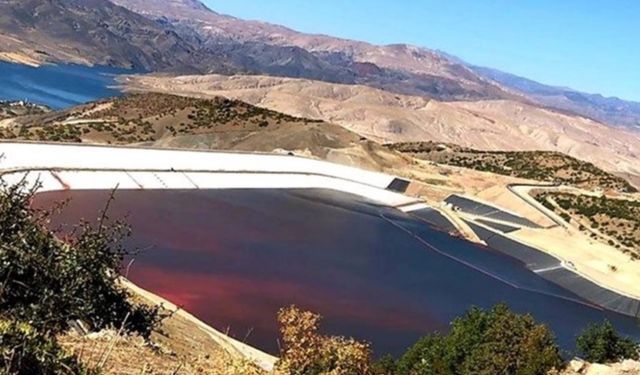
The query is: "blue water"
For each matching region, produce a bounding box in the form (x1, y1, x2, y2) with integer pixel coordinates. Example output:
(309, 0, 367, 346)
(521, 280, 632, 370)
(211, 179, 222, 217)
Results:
(0, 61, 128, 109)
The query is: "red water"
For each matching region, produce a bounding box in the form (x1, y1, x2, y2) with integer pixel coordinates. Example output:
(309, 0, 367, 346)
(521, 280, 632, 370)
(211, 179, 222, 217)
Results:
(33, 188, 640, 356)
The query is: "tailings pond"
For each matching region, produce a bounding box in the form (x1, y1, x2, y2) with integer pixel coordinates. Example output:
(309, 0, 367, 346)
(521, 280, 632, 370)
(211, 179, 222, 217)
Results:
(33, 189, 640, 357)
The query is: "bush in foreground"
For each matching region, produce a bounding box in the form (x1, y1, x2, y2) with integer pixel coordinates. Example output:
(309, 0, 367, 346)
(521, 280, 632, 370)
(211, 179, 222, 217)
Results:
(576, 321, 639, 363)
(0, 318, 96, 375)
(0, 180, 161, 338)
(0, 180, 163, 373)
(396, 303, 562, 375)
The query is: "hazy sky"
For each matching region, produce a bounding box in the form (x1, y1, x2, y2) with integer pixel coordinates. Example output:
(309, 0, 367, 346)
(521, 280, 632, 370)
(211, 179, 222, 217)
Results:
(205, 0, 640, 101)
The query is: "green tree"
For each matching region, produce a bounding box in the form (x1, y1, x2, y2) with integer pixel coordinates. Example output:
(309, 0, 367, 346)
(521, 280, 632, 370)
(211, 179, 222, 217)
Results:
(397, 334, 450, 375)
(371, 354, 398, 375)
(397, 304, 562, 375)
(576, 321, 639, 363)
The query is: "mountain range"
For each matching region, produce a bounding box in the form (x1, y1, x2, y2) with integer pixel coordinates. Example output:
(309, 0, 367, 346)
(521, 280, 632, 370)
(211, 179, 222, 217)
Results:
(2, 0, 639, 129)
(108, 0, 640, 129)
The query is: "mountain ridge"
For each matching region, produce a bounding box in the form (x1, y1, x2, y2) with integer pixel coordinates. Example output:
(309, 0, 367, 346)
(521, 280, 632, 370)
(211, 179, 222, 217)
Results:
(109, 0, 640, 129)
(0, 0, 638, 128)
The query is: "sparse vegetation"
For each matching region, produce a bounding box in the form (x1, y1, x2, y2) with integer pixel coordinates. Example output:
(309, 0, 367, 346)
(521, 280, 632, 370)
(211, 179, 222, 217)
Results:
(389, 141, 637, 193)
(534, 191, 640, 258)
(0, 100, 49, 120)
(0, 93, 325, 145)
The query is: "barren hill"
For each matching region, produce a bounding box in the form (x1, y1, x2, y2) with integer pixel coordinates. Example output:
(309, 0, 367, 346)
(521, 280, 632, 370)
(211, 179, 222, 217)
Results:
(111, 0, 640, 128)
(120, 74, 640, 188)
(108, 0, 516, 101)
(1, 92, 416, 172)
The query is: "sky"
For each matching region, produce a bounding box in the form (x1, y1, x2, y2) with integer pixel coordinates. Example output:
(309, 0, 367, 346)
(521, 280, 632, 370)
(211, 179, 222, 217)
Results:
(205, 0, 640, 101)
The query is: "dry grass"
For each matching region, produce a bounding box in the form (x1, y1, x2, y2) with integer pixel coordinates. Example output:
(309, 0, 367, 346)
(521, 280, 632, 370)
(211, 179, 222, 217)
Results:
(59, 317, 266, 375)
(57, 282, 268, 375)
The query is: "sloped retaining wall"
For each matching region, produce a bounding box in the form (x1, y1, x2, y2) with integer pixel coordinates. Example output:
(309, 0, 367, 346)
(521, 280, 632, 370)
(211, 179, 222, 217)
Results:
(465, 220, 640, 318)
(0, 142, 416, 207)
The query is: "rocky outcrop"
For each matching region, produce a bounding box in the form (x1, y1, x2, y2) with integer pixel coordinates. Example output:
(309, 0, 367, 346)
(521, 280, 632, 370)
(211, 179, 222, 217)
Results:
(561, 359, 640, 375)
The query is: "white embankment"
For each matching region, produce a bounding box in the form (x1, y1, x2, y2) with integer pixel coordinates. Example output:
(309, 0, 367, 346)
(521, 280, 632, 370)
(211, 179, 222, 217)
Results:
(0, 142, 420, 207)
(0, 141, 426, 370)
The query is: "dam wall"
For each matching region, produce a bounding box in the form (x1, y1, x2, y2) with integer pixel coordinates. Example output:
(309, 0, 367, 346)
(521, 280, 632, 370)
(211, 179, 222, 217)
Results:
(0, 142, 420, 208)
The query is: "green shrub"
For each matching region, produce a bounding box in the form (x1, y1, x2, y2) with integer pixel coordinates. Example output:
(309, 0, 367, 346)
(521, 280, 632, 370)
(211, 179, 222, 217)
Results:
(397, 303, 562, 375)
(396, 334, 449, 375)
(0, 318, 95, 375)
(0, 180, 161, 338)
(576, 321, 639, 363)
(371, 354, 397, 375)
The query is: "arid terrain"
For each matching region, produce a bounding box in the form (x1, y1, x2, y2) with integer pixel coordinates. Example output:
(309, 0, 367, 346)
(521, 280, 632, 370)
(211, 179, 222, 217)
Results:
(109, 0, 640, 130)
(1, 0, 640, 372)
(534, 191, 640, 259)
(2, 0, 640, 128)
(120, 74, 640, 189)
(389, 141, 638, 193)
(0, 100, 49, 120)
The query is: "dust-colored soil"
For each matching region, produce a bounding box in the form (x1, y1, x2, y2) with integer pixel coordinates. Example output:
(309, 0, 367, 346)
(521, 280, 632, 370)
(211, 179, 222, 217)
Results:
(534, 191, 640, 260)
(389, 142, 637, 193)
(59, 280, 268, 375)
(119, 73, 640, 188)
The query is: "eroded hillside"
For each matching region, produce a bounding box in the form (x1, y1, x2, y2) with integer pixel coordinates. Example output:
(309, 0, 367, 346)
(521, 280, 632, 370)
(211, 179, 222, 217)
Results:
(120, 73, 640, 189)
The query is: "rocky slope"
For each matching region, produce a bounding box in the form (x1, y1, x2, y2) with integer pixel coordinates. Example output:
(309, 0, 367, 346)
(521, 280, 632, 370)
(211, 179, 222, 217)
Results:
(110, 0, 640, 128)
(0, 0, 215, 71)
(120, 73, 640, 189)
(472, 66, 640, 130)
(3, 0, 638, 127)
(106, 0, 516, 101)
(0, 0, 488, 99)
